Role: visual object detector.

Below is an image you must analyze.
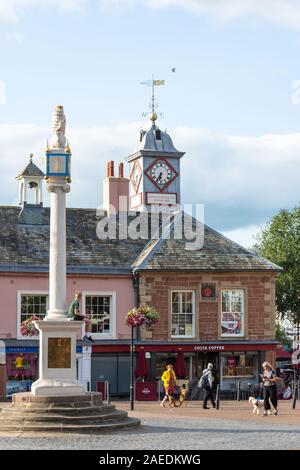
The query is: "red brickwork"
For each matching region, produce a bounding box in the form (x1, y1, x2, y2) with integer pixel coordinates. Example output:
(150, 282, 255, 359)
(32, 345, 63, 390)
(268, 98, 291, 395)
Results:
(139, 272, 277, 342)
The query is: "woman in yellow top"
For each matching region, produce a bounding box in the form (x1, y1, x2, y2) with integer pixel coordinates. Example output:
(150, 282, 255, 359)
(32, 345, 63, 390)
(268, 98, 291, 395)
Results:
(15, 353, 25, 380)
(160, 364, 176, 407)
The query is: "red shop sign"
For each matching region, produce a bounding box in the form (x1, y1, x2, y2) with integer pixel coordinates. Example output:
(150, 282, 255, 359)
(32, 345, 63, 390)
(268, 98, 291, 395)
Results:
(135, 381, 157, 401)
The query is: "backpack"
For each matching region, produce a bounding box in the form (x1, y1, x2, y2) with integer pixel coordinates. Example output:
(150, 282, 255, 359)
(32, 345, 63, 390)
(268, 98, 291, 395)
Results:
(198, 371, 210, 389)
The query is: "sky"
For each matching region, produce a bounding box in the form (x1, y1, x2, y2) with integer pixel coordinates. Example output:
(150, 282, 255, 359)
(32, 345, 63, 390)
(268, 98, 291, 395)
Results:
(0, 0, 300, 247)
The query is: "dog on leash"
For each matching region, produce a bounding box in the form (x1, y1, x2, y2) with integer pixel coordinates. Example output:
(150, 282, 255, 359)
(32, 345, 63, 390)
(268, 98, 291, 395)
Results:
(179, 386, 188, 407)
(168, 385, 188, 408)
(249, 396, 270, 415)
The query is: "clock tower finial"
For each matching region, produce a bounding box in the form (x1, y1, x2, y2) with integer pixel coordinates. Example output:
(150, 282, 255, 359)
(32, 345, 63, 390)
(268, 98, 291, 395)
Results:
(150, 75, 158, 126)
(140, 75, 165, 126)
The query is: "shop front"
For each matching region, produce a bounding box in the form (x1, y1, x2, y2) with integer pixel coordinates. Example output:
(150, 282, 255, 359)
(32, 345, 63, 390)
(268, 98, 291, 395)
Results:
(92, 342, 278, 396)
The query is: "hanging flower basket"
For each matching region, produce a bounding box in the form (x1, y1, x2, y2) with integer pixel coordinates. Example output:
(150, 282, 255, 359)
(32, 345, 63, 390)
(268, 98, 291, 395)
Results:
(125, 304, 159, 329)
(20, 315, 40, 337)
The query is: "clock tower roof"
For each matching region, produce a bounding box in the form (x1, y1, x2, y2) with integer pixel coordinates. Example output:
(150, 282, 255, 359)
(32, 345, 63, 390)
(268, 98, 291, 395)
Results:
(136, 123, 181, 154)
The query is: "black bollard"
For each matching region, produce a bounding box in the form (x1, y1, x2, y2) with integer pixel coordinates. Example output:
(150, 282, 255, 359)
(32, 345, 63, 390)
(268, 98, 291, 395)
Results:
(237, 380, 241, 401)
(216, 384, 220, 410)
(292, 383, 298, 410)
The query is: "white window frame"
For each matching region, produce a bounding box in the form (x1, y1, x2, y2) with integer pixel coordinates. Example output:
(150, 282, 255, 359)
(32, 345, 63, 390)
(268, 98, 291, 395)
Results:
(17, 290, 49, 340)
(171, 290, 195, 339)
(220, 289, 245, 337)
(82, 291, 116, 340)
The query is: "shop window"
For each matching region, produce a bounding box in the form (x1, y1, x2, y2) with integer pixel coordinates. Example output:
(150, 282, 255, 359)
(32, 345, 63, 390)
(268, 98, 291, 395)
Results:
(171, 291, 195, 338)
(221, 353, 257, 378)
(83, 293, 115, 337)
(221, 289, 245, 336)
(18, 293, 48, 338)
(6, 352, 38, 396)
(155, 353, 191, 380)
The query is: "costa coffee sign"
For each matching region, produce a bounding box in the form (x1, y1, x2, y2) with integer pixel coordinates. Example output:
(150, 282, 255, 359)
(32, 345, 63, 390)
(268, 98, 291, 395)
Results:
(93, 343, 278, 353)
(194, 345, 225, 351)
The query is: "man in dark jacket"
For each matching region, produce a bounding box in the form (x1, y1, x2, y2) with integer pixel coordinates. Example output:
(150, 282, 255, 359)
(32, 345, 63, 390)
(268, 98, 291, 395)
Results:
(201, 363, 216, 409)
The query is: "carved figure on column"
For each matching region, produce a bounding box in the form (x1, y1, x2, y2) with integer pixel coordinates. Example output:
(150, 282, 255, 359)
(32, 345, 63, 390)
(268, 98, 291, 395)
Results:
(52, 105, 67, 149)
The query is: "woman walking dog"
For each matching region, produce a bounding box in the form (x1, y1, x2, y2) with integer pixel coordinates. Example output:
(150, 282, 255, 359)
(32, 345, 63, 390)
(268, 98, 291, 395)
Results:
(160, 364, 177, 407)
(260, 361, 278, 416)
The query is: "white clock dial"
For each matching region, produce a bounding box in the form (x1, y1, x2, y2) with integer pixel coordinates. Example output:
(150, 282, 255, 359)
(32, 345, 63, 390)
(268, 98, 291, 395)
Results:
(151, 162, 172, 185)
(132, 167, 140, 185)
(130, 161, 142, 192)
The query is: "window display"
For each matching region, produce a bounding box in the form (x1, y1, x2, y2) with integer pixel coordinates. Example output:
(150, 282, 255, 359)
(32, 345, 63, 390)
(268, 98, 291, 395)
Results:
(221, 289, 244, 336)
(6, 352, 38, 396)
(221, 353, 257, 377)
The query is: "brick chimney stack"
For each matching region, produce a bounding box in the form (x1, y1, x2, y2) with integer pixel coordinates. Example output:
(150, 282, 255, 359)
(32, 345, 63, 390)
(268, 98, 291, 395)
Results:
(103, 161, 129, 214)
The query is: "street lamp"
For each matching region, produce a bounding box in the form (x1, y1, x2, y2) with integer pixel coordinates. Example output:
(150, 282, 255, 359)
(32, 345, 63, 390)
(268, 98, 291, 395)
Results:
(130, 325, 135, 411)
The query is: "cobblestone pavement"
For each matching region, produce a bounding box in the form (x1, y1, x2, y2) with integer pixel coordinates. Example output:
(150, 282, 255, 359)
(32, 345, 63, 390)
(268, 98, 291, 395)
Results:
(0, 401, 299, 450)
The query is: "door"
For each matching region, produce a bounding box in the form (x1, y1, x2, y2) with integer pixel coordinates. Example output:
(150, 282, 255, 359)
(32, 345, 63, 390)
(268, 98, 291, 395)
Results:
(91, 355, 118, 394)
(91, 354, 131, 396)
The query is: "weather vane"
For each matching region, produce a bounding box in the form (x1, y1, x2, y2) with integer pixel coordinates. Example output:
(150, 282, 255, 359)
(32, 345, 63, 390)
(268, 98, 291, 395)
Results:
(140, 75, 165, 122)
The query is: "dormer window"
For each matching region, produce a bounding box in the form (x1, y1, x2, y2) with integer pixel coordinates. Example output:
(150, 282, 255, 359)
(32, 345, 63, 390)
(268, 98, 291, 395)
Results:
(155, 129, 161, 140)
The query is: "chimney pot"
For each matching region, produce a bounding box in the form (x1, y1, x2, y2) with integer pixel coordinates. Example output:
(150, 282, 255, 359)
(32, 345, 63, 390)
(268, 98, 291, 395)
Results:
(118, 162, 124, 178)
(107, 161, 114, 177)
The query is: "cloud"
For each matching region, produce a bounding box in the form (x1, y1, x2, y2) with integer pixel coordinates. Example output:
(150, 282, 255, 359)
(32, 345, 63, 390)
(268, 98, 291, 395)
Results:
(175, 127, 300, 230)
(3, 0, 300, 29)
(1, 121, 299, 246)
(98, 0, 300, 29)
(222, 224, 262, 249)
(0, 0, 85, 24)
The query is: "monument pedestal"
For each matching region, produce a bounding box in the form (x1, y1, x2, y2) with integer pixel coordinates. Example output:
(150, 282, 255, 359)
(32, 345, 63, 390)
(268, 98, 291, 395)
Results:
(0, 392, 140, 433)
(31, 321, 85, 396)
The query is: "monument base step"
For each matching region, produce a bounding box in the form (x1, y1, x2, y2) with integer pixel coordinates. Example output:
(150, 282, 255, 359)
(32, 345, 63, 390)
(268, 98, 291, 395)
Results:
(0, 392, 140, 434)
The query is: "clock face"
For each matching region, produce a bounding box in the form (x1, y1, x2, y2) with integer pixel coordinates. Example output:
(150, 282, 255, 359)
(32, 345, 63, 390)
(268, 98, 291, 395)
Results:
(151, 162, 172, 185)
(145, 158, 178, 192)
(130, 160, 142, 193)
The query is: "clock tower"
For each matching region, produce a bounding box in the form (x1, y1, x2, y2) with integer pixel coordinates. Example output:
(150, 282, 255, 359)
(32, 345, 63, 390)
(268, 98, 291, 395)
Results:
(126, 113, 185, 211)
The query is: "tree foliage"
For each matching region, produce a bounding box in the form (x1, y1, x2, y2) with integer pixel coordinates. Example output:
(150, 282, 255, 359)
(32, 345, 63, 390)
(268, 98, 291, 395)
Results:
(255, 206, 300, 331)
(275, 322, 292, 349)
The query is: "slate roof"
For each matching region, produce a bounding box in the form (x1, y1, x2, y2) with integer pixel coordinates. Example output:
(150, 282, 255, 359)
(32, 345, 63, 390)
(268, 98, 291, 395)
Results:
(0, 206, 282, 274)
(0, 207, 147, 274)
(16, 160, 45, 178)
(132, 213, 282, 272)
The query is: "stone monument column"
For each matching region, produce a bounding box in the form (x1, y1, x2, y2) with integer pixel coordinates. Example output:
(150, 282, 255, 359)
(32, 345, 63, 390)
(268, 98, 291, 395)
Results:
(46, 179, 70, 321)
(31, 105, 85, 396)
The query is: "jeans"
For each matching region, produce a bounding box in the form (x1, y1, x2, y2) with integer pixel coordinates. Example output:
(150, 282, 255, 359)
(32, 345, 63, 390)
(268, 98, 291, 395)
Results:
(203, 386, 216, 408)
(263, 385, 278, 410)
